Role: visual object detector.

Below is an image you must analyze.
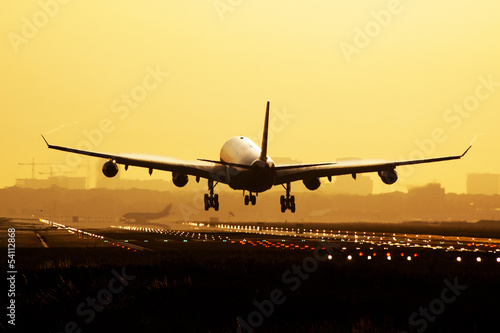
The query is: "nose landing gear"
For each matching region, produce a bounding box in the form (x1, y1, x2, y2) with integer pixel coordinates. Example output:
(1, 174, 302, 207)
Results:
(280, 182, 295, 213)
(243, 191, 257, 206)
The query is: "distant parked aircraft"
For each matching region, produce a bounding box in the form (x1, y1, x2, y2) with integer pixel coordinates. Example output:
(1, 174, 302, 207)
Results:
(122, 204, 172, 225)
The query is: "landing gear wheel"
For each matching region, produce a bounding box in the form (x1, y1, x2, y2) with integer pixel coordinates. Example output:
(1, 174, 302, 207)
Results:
(204, 181, 219, 211)
(280, 183, 296, 213)
(204, 194, 210, 211)
(244, 193, 257, 206)
(214, 194, 219, 211)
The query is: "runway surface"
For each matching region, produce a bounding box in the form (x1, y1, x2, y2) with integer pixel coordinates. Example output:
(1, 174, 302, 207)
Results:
(3, 217, 500, 263)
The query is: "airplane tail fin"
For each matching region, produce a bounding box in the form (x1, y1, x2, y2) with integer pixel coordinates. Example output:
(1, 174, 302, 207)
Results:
(259, 101, 270, 162)
(162, 204, 172, 215)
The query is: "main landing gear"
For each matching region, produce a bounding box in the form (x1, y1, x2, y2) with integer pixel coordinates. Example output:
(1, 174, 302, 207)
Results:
(280, 182, 296, 213)
(204, 180, 219, 211)
(244, 191, 257, 206)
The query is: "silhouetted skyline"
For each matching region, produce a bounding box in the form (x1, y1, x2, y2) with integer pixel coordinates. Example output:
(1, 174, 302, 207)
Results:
(2, 185, 500, 225)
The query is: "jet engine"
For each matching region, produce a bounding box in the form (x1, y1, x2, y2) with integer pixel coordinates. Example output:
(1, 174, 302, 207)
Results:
(102, 160, 119, 178)
(378, 169, 398, 185)
(172, 173, 189, 187)
(303, 177, 321, 191)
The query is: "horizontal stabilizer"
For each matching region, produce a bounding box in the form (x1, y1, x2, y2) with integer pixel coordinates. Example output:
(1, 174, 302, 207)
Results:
(197, 158, 253, 169)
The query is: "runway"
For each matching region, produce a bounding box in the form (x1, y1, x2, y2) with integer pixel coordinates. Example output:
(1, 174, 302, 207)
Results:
(3, 218, 500, 263)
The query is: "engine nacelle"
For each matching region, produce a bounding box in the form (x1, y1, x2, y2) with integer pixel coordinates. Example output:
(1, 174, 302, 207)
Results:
(303, 178, 321, 191)
(172, 173, 188, 187)
(378, 169, 398, 185)
(102, 160, 119, 178)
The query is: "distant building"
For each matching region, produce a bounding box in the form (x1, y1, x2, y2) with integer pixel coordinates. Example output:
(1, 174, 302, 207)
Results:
(15, 176, 86, 189)
(467, 174, 500, 195)
(407, 183, 446, 215)
(408, 183, 445, 198)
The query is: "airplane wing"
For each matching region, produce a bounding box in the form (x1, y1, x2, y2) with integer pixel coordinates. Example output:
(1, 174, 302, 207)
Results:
(42, 136, 228, 183)
(274, 145, 472, 185)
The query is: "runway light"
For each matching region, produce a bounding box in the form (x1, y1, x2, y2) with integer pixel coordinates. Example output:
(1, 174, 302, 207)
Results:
(328, 255, 332, 260)
(407, 256, 412, 261)
(476, 257, 482, 262)
(497, 258, 500, 263)
(359, 252, 363, 256)
(367, 256, 372, 260)
(347, 255, 352, 260)
(387, 256, 392, 261)
(457, 257, 462, 262)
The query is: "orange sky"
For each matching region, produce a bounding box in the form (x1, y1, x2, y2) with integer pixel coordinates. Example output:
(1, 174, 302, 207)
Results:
(1, 1, 499, 193)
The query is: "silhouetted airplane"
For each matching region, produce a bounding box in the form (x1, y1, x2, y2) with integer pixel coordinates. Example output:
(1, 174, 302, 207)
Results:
(42, 101, 471, 213)
(122, 204, 172, 224)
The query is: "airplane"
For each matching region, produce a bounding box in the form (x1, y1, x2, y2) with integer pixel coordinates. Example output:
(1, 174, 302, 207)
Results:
(122, 204, 172, 225)
(42, 101, 471, 213)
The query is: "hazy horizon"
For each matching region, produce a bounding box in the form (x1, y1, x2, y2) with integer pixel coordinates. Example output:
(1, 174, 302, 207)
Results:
(2, 184, 500, 225)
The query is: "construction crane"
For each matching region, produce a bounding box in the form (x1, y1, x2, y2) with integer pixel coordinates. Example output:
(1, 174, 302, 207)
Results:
(18, 158, 53, 179)
(38, 166, 75, 177)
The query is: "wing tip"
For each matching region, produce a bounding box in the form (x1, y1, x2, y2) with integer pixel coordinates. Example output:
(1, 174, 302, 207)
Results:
(461, 145, 472, 158)
(41, 134, 50, 147)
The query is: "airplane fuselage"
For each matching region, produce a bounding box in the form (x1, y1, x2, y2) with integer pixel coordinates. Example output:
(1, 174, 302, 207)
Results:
(220, 136, 276, 192)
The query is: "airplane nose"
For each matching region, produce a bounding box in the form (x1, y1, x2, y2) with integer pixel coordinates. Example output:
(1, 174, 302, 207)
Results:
(251, 159, 275, 169)
(251, 159, 267, 169)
